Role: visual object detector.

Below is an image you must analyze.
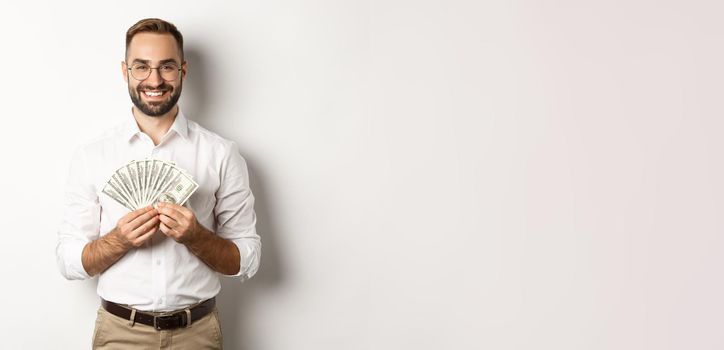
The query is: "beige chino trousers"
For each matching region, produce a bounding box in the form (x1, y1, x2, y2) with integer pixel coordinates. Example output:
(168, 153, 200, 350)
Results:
(92, 306, 223, 349)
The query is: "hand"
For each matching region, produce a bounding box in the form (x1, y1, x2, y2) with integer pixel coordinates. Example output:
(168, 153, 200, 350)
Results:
(156, 202, 201, 244)
(112, 206, 160, 249)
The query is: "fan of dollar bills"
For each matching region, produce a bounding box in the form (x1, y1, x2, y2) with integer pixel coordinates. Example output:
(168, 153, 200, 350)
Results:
(102, 159, 199, 211)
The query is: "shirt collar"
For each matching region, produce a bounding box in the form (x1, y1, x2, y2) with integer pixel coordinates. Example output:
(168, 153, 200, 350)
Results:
(123, 107, 189, 143)
(169, 108, 190, 141)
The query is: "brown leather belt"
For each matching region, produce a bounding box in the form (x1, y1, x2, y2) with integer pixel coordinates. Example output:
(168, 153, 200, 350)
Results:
(101, 297, 215, 330)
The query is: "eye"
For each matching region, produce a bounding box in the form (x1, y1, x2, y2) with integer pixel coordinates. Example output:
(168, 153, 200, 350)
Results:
(133, 65, 149, 71)
(160, 65, 178, 72)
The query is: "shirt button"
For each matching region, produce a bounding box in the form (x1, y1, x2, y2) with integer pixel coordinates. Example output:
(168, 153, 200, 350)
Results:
(158, 298, 164, 304)
(156, 260, 161, 266)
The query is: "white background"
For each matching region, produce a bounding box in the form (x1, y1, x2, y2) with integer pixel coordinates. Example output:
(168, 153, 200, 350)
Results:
(1, 0, 723, 349)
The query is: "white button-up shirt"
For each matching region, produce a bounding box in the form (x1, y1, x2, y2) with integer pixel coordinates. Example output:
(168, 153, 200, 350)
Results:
(56, 108, 261, 312)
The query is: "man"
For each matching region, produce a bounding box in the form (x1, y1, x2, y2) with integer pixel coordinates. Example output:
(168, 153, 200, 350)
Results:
(56, 18, 261, 349)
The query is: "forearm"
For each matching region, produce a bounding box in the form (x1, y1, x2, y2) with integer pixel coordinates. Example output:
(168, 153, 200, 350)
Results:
(81, 229, 130, 277)
(185, 226, 241, 275)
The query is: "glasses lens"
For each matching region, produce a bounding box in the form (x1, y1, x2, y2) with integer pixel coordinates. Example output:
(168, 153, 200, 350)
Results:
(159, 65, 180, 81)
(130, 64, 150, 80)
(129, 64, 179, 81)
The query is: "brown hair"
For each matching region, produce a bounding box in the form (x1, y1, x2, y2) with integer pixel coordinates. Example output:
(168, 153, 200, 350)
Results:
(125, 18, 184, 60)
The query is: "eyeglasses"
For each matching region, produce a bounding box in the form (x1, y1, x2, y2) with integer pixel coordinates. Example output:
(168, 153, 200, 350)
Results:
(126, 62, 182, 81)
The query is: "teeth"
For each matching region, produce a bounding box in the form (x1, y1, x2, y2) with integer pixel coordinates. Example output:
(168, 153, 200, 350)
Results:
(144, 91, 164, 97)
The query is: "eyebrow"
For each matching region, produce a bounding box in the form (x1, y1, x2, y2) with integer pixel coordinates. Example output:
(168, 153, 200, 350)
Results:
(130, 58, 179, 65)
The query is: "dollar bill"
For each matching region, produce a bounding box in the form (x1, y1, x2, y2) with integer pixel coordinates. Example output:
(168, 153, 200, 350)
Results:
(101, 183, 135, 211)
(113, 168, 138, 209)
(101, 159, 198, 211)
(163, 172, 199, 206)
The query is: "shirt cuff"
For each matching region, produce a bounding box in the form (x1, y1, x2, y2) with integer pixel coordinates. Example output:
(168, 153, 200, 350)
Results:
(57, 239, 92, 280)
(223, 237, 261, 281)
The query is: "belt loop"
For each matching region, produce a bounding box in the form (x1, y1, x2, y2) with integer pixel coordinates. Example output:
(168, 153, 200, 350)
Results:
(128, 309, 137, 327)
(185, 308, 192, 328)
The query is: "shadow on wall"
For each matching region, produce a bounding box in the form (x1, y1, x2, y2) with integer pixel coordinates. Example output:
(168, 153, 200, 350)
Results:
(184, 45, 286, 350)
(219, 159, 285, 349)
(181, 48, 210, 124)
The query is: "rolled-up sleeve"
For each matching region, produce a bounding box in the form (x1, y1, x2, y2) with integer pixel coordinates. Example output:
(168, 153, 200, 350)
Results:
(56, 148, 99, 280)
(214, 141, 261, 281)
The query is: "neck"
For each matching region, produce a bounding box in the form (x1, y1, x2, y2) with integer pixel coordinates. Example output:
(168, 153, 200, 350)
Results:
(132, 105, 178, 145)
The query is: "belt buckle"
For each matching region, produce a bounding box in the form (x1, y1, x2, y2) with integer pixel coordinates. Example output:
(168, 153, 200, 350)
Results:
(153, 314, 180, 330)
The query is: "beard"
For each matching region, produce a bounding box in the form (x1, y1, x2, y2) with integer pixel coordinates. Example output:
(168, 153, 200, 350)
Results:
(128, 81, 182, 117)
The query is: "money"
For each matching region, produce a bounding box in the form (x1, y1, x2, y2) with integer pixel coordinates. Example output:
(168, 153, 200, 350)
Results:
(102, 159, 198, 210)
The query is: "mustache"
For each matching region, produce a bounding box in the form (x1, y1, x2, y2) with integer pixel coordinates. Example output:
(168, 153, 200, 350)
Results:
(137, 83, 172, 92)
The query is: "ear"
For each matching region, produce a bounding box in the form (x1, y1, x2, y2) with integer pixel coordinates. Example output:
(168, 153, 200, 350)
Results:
(121, 61, 128, 83)
(181, 61, 188, 82)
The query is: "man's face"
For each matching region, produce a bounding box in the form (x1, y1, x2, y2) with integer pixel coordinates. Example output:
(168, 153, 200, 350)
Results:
(123, 32, 186, 117)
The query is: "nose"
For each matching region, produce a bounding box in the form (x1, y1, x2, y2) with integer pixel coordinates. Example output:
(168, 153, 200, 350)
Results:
(144, 67, 164, 87)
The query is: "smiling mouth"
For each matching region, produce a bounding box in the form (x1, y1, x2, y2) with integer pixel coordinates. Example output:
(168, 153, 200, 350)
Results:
(141, 90, 170, 100)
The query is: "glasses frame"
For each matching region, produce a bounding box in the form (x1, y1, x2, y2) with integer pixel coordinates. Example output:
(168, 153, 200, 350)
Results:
(125, 61, 184, 82)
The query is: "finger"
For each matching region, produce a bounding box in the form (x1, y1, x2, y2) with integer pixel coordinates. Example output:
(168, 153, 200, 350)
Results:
(121, 206, 154, 224)
(159, 222, 179, 237)
(158, 202, 193, 220)
(158, 214, 179, 229)
(156, 205, 186, 222)
(157, 201, 181, 210)
(130, 215, 159, 239)
(177, 205, 193, 220)
(157, 202, 187, 217)
(132, 222, 159, 246)
(127, 208, 159, 230)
